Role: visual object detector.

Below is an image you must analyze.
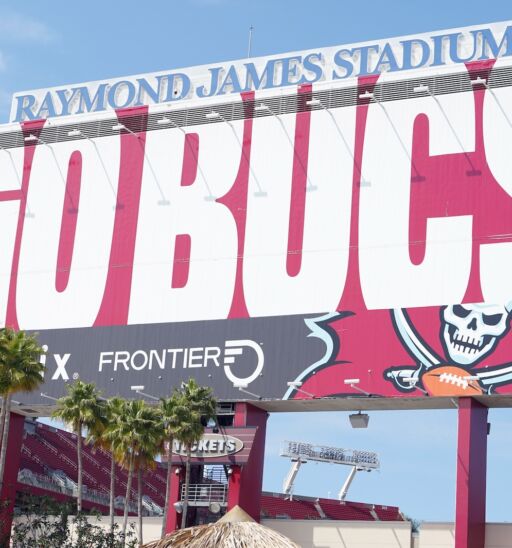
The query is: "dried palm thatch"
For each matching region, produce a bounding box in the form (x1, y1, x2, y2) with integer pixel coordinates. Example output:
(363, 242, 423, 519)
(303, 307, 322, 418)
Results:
(143, 505, 301, 548)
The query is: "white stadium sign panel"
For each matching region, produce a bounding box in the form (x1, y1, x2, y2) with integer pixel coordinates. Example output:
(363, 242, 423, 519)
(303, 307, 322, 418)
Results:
(2, 20, 512, 408)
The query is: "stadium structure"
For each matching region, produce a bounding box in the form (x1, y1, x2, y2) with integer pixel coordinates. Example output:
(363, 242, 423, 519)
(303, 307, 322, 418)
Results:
(15, 420, 403, 521)
(2, 18, 512, 548)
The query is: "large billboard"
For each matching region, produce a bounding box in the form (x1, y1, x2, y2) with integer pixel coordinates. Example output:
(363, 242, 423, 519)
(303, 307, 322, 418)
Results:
(3, 22, 512, 408)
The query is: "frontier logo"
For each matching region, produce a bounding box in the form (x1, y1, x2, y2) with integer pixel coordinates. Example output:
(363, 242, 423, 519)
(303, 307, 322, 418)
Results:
(88, 339, 265, 386)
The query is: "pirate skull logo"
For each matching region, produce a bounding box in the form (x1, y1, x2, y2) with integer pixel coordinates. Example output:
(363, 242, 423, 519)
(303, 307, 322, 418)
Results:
(441, 303, 512, 366)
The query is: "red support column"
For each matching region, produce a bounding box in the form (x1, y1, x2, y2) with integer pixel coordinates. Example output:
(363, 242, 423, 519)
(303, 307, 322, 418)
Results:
(226, 403, 268, 522)
(164, 465, 183, 533)
(0, 413, 25, 544)
(455, 398, 488, 548)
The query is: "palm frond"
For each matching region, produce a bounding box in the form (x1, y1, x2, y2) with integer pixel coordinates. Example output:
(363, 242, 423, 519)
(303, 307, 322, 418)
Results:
(143, 506, 301, 548)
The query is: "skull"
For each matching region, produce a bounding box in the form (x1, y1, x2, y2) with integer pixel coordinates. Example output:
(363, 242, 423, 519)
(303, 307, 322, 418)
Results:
(441, 304, 511, 366)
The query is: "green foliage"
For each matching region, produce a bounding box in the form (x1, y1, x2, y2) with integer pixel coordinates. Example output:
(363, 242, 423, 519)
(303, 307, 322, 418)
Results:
(0, 328, 45, 396)
(9, 495, 137, 548)
(159, 391, 181, 442)
(403, 514, 421, 533)
(173, 378, 217, 449)
(180, 378, 217, 425)
(104, 399, 163, 469)
(52, 381, 105, 434)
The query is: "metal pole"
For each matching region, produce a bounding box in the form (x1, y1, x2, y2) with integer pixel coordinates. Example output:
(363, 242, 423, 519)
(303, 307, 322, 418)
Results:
(283, 458, 305, 499)
(338, 465, 358, 501)
(247, 26, 254, 58)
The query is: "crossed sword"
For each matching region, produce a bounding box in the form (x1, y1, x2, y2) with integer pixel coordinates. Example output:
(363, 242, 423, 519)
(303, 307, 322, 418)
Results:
(386, 308, 512, 393)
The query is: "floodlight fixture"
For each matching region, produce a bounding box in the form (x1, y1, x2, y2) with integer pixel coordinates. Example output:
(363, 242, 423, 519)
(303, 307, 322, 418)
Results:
(24, 134, 38, 142)
(286, 381, 316, 398)
(157, 117, 171, 125)
(112, 123, 125, 131)
(306, 98, 321, 107)
(344, 378, 371, 396)
(281, 439, 378, 499)
(358, 91, 374, 100)
(232, 381, 262, 400)
(40, 392, 58, 402)
(205, 111, 221, 120)
(67, 129, 82, 137)
(173, 501, 183, 513)
(349, 411, 370, 429)
(209, 501, 222, 514)
(413, 84, 430, 94)
(254, 103, 270, 112)
(130, 385, 159, 401)
(471, 77, 487, 86)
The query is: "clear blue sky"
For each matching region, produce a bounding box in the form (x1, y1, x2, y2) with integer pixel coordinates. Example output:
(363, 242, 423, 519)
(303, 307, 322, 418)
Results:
(9, 0, 512, 523)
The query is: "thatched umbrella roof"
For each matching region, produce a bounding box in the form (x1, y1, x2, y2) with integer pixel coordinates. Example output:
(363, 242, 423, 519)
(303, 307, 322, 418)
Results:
(143, 505, 301, 547)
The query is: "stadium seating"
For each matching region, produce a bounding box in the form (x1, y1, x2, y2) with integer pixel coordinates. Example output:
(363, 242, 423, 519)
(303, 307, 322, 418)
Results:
(17, 423, 403, 522)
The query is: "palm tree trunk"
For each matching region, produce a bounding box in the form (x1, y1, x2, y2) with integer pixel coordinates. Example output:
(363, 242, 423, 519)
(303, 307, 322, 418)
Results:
(180, 446, 191, 529)
(76, 424, 83, 513)
(122, 453, 134, 542)
(138, 467, 143, 546)
(0, 396, 6, 464)
(161, 439, 173, 538)
(0, 393, 12, 495)
(109, 449, 116, 532)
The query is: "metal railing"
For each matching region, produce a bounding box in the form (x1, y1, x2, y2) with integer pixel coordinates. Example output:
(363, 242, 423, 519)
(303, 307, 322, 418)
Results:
(17, 469, 143, 515)
(203, 466, 228, 484)
(181, 483, 227, 506)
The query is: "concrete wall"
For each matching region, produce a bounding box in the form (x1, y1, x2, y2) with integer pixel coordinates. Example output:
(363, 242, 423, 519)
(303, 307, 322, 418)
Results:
(13, 516, 512, 547)
(419, 523, 512, 548)
(261, 519, 412, 548)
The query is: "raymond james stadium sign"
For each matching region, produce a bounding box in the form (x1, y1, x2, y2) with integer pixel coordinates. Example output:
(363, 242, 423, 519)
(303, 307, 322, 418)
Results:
(10, 20, 512, 122)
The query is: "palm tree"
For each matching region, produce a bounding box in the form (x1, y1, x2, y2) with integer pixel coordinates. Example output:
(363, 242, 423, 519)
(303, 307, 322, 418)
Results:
(174, 380, 216, 529)
(105, 399, 162, 543)
(159, 392, 180, 538)
(135, 442, 161, 546)
(52, 380, 105, 513)
(86, 396, 125, 531)
(180, 378, 217, 422)
(0, 328, 45, 494)
(173, 403, 203, 530)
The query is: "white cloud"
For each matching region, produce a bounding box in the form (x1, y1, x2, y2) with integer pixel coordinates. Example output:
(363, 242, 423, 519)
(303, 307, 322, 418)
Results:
(0, 10, 55, 43)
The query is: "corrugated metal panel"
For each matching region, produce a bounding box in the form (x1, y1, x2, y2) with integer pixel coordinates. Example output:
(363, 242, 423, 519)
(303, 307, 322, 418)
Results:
(3, 64, 512, 149)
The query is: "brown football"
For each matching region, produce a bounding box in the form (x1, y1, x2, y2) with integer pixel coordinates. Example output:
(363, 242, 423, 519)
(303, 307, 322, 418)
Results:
(422, 366, 483, 397)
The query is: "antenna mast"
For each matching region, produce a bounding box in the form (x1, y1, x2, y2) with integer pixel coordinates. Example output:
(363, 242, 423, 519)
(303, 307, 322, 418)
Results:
(247, 25, 254, 58)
